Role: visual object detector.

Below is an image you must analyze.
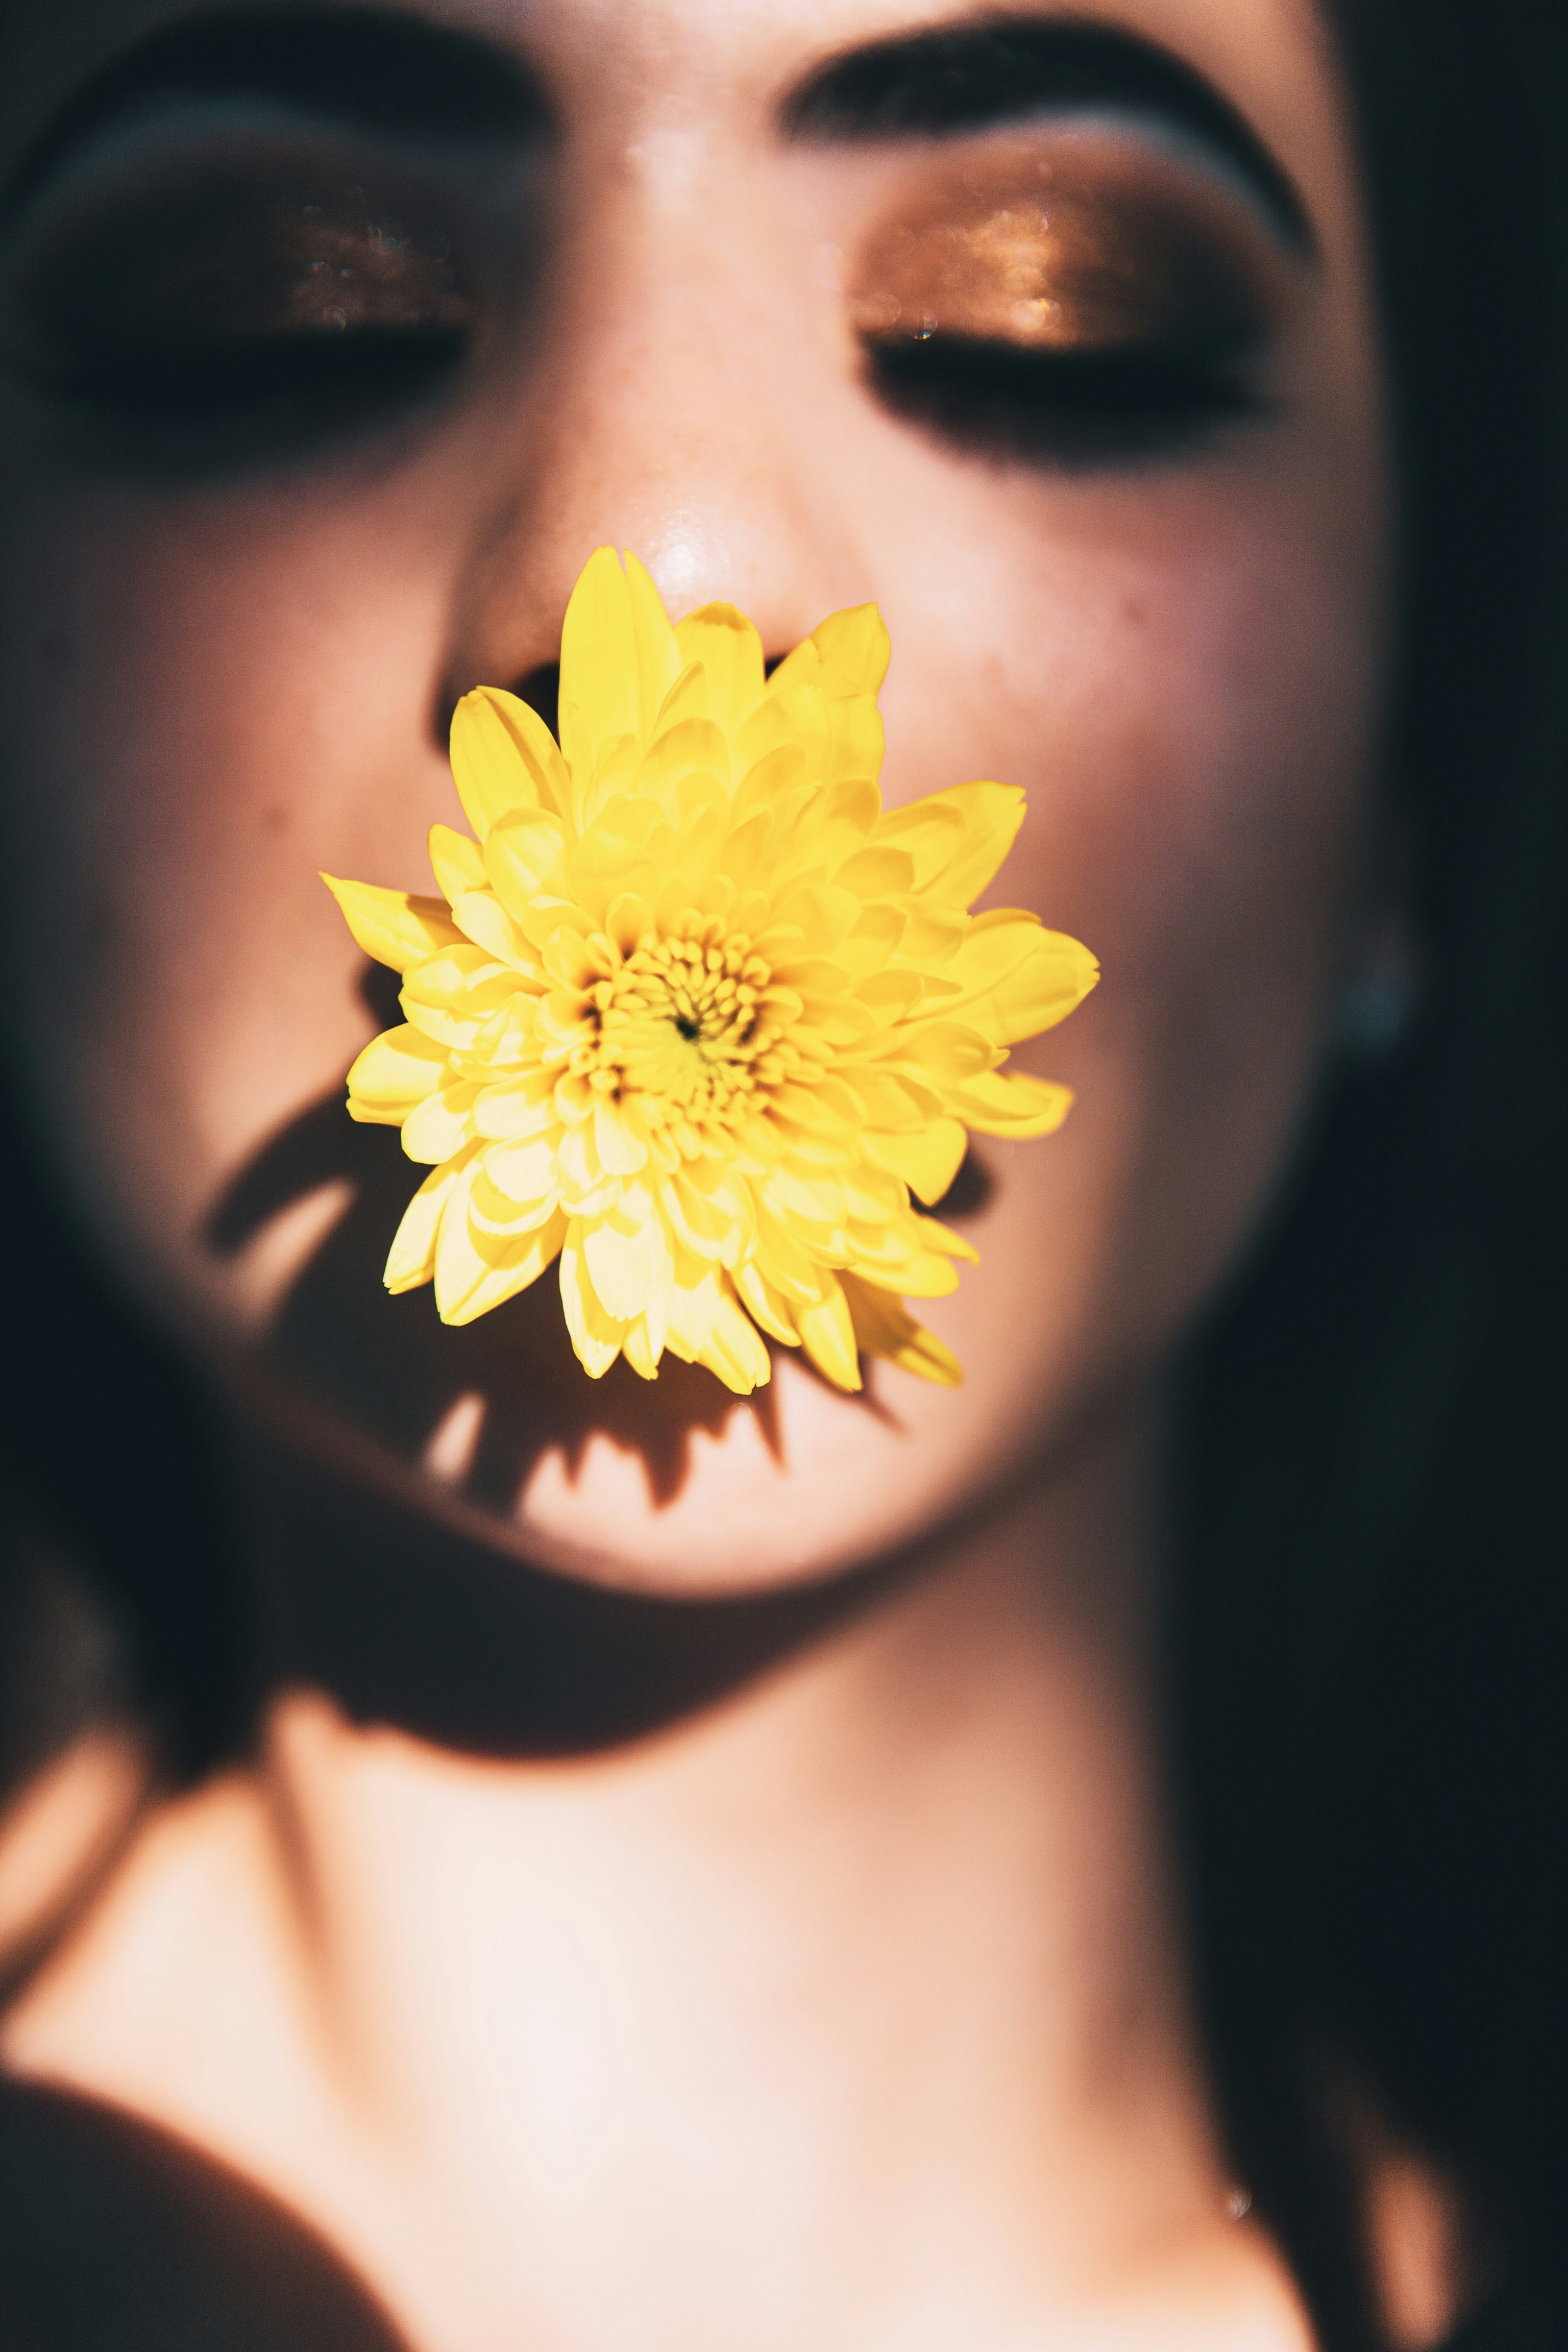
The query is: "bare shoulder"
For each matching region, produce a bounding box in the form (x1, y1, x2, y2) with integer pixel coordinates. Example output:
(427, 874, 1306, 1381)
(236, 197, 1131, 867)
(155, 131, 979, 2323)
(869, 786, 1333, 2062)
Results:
(0, 2074, 406, 2352)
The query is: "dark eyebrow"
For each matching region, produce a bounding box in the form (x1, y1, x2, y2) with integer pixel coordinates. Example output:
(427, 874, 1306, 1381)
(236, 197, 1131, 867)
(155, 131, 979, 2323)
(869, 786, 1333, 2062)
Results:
(7, 7, 550, 213)
(782, 15, 1311, 253)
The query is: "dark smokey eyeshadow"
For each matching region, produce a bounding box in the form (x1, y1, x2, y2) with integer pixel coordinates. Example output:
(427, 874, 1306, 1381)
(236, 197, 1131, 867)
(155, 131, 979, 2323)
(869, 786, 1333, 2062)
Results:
(9, 166, 476, 388)
(0, 126, 510, 462)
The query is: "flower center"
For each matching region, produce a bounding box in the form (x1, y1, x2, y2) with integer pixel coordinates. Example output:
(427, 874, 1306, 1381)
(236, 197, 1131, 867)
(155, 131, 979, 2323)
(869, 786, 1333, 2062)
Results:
(578, 924, 788, 1126)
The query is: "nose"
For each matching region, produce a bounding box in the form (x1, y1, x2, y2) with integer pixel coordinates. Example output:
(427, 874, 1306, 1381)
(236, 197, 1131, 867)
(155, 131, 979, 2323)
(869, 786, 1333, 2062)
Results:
(442, 135, 865, 706)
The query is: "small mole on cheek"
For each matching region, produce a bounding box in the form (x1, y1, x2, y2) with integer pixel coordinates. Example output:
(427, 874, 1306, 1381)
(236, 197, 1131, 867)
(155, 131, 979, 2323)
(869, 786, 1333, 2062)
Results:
(261, 805, 290, 836)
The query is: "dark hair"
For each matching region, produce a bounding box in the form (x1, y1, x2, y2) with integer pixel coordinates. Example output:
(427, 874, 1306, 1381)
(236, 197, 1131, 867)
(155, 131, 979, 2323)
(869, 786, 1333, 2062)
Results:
(2, 3, 1566, 2345)
(1178, 0, 1568, 2341)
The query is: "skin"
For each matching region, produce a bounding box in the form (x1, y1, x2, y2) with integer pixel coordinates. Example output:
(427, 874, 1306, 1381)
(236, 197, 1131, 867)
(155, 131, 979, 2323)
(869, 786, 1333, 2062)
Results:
(0, 0, 1390, 1590)
(0, 2, 1453, 2347)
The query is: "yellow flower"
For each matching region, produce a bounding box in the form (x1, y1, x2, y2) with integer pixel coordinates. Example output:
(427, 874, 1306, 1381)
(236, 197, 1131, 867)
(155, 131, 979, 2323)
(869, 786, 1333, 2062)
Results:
(324, 549, 1097, 1395)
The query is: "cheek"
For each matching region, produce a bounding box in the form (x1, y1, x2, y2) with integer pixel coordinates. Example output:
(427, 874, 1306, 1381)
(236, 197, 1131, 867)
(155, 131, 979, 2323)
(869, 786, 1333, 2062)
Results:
(0, 476, 463, 1310)
(870, 457, 1386, 1365)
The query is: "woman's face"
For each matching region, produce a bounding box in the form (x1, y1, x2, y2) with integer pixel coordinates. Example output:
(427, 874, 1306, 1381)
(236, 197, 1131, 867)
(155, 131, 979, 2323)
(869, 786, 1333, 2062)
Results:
(0, 0, 1388, 1593)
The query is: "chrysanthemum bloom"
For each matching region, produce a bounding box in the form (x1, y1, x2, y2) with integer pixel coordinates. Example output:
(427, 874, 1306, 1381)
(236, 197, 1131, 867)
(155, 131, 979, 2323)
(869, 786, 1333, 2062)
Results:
(325, 550, 1097, 1395)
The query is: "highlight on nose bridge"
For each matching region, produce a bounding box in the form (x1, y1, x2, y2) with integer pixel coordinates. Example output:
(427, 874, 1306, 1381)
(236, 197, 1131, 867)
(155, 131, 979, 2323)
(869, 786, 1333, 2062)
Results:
(323, 549, 1098, 1396)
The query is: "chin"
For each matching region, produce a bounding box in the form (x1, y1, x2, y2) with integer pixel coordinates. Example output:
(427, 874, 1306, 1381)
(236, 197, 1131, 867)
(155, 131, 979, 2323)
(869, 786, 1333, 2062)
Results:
(507, 1340, 1009, 1597)
(206, 1125, 1126, 1601)
(225, 1255, 1049, 1603)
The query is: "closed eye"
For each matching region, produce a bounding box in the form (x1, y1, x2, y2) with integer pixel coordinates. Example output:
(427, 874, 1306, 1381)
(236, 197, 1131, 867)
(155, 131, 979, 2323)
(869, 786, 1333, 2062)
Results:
(861, 330, 1269, 470)
(3, 129, 478, 413)
(841, 127, 1301, 476)
(0, 10, 550, 467)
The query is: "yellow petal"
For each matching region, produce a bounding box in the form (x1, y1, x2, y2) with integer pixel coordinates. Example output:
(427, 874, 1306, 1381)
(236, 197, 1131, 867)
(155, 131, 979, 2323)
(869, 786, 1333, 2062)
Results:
(583, 1205, 669, 1321)
(840, 1272, 962, 1386)
(798, 604, 889, 783)
(559, 1224, 629, 1378)
(944, 913, 1100, 1043)
(448, 888, 542, 974)
(749, 1203, 822, 1300)
(399, 945, 515, 1051)
(880, 1021, 994, 1086)
(888, 899, 966, 965)
(558, 548, 681, 781)
(808, 601, 891, 703)
(950, 1068, 1075, 1138)
(383, 1144, 481, 1294)
(566, 797, 666, 920)
(833, 845, 915, 900)
(481, 1132, 559, 1207)
(346, 1023, 449, 1122)
(878, 781, 1026, 907)
(652, 659, 708, 732)
(764, 1163, 848, 1234)
(323, 876, 465, 973)
(672, 602, 767, 738)
(640, 716, 732, 802)
(437, 1197, 567, 1325)
(740, 669, 827, 778)
(622, 1316, 663, 1380)
(870, 798, 964, 888)
(861, 1118, 968, 1205)
(666, 1267, 771, 1394)
(732, 1258, 802, 1346)
(779, 779, 883, 888)
(570, 729, 643, 834)
(450, 686, 571, 835)
(795, 1275, 862, 1392)
(485, 808, 573, 920)
(854, 1250, 959, 1300)
(840, 1162, 907, 1224)
(766, 881, 862, 957)
(593, 1098, 648, 1178)
(913, 1211, 979, 1265)
(472, 1071, 556, 1141)
(834, 1066, 923, 1129)
(851, 968, 925, 1023)
(402, 1079, 482, 1165)
(427, 824, 487, 906)
(662, 1168, 749, 1264)
(731, 740, 812, 827)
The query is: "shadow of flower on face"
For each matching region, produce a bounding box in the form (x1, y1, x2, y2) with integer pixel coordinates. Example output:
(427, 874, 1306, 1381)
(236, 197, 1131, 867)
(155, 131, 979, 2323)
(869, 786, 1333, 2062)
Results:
(206, 970, 806, 1522)
(186, 951, 1000, 1754)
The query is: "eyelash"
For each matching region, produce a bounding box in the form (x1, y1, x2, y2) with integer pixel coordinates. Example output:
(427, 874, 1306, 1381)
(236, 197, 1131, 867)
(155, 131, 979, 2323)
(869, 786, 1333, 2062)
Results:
(36, 321, 472, 419)
(1, 172, 488, 456)
(860, 330, 1269, 470)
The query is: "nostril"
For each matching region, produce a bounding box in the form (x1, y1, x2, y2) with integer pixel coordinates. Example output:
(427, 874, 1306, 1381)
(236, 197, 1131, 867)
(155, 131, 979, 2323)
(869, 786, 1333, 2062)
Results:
(513, 662, 561, 746)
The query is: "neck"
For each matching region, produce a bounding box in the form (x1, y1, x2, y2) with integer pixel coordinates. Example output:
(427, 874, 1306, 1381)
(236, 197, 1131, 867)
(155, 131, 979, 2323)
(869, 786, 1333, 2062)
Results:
(6, 1396, 1292, 2350)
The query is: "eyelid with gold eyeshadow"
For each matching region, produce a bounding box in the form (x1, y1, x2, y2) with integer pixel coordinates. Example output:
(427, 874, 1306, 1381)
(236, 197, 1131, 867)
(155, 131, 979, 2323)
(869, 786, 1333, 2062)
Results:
(843, 129, 1301, 467)
(848, 128, 1297, 353)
